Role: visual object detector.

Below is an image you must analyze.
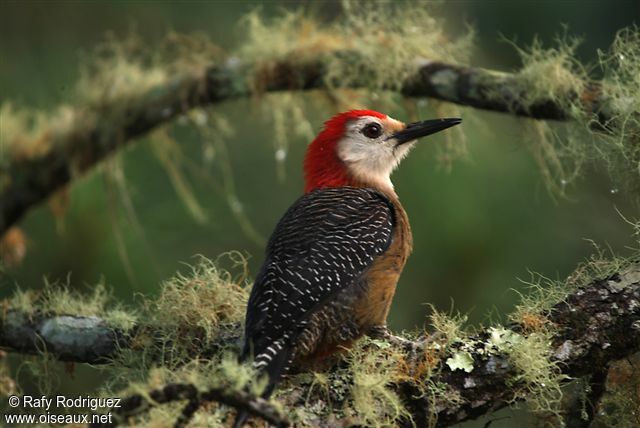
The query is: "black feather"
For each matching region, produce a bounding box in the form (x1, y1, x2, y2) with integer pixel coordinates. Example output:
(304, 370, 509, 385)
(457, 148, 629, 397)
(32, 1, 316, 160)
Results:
(245, 187, 393, 368)
(235, 187, 394, 426)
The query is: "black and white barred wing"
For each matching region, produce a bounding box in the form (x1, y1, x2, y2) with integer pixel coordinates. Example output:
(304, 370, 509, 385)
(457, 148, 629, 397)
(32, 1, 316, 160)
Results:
(242, 187, 394, 376)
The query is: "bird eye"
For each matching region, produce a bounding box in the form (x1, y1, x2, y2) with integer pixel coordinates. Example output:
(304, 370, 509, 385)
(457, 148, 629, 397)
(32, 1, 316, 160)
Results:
(362, 123, 383, 139)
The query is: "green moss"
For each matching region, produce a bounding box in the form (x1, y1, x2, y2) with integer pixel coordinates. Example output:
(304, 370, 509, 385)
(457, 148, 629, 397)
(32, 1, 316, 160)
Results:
(596, 27, 640, 187)
(430, 101, 470, 170)
(152, 253, 248, 342)
(101, 254, 249, 387)
(125, 353, 261, 396)
(498, 27, 640, 194)
(5, 280, 137, 331)
(511, 34, 588, 111)
(4, 7, 639, 202)
(0, 103, 80, 163)
(2, 15, 639, 424)
(95, 255, 257, 426)
(0, 31, 222, 162)
(345, 337, 411, 428)
(502, 236, 637, 419)
(238, 1, 474, 165)
(107, 352, 272, 427)
(76, 34, 169, 109)
(428, 305, 468, 346)
(150, 130, 209, 225)
(511, 241, 630, 329)
(510, 272, 571, 329)
(496, 33, 588, 194)
(2, 253, 254, 424)
(325, 1, 474, 91)
(258, 94, 315, 183)
(239, 1, 470, 90)
(507, 332, 567, 415)
(5, 286, 34, 314)
(185, 110, 266, 244)
(117, 360, 227, 427)
(5, 246, 634, 426)
(75, 31, 223, 110)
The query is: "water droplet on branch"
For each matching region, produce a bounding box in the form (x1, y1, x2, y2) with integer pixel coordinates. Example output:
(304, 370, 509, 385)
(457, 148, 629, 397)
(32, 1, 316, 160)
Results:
(275, 149, 287, 162)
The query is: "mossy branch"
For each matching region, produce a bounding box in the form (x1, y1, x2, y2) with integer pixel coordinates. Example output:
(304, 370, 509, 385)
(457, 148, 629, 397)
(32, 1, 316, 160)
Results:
(2, 262, 638, 426)
(1, 51, 615, 237)
(0, 310, 240, 365)
(0, 311, 127, 364)
(90, 383, 289, 428)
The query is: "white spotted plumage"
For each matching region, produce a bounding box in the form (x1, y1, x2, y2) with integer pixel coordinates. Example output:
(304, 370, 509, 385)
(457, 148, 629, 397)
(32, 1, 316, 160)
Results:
(240, 187, 395, 395)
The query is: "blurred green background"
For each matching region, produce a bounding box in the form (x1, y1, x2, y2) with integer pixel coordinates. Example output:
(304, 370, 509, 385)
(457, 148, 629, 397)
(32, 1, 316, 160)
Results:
(1, 1, 638, 425)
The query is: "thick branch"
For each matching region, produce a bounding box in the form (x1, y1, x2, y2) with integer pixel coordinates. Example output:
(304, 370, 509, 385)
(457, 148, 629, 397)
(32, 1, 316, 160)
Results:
(0, 312, 126, 363)
(2, 263, 638, 426)
(0, 55, 609, 235)
(0, 311, 239, 364)
(431, 265, 640, 426)
(91, 383, 289, 428)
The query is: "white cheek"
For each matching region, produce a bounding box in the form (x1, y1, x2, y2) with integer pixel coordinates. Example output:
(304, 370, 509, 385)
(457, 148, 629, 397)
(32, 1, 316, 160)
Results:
(337, 138, 393, 172)
(336, 137, 405, 195)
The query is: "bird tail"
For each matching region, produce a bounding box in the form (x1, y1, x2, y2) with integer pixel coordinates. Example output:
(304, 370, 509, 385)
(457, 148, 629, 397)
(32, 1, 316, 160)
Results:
(231, 345, 292, 427)
(232, 410, 249, 428)
(229, 367, 282, 428)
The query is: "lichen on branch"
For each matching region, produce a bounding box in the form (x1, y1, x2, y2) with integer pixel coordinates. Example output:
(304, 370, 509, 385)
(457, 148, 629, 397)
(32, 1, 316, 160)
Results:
(2, 3, 638, 235)
(501, 28, 640, 194)
(2, 249, 639, 427)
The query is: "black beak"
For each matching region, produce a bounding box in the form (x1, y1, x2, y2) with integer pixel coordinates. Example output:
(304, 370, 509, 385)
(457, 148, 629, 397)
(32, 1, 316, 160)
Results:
(391, 118, 462, 145)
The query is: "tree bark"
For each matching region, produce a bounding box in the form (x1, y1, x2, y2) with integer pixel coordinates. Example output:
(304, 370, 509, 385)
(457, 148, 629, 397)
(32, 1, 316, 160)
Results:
(2, 262, 638, 426)
(0, 54, 609, 236)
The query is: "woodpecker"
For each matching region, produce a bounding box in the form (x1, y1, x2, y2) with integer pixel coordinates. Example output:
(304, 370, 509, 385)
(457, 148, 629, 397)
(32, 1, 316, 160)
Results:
(234, 110, 460, 427)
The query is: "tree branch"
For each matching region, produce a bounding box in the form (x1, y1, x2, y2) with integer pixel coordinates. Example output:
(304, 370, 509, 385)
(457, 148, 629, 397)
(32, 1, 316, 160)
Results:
(0, 311, 240, 364)
(2, 262, 638, 426)
(0, 312, 126, 364)
(0, 54, 609, 236)
(91, 383, 289, 428)
(430, 264, 640, 426)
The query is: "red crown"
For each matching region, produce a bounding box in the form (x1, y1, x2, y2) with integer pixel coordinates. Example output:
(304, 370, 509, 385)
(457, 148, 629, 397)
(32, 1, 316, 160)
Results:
(303, 110, 387, 193)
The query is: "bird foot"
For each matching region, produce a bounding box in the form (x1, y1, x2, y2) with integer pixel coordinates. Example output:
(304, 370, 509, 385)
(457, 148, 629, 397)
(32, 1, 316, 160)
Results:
(367, 325, 441, 375)
(367, 325, 437, 353)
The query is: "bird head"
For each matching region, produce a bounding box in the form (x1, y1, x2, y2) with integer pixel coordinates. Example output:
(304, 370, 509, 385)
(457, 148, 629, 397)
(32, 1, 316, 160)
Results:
(304, 110, 461, 193)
